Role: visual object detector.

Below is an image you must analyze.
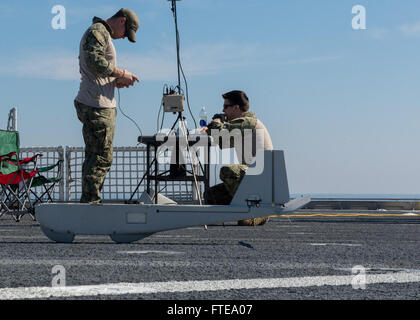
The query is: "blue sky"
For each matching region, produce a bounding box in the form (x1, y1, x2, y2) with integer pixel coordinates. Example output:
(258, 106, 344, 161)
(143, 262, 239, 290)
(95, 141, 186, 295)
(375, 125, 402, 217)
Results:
(1, 0, 420, 195)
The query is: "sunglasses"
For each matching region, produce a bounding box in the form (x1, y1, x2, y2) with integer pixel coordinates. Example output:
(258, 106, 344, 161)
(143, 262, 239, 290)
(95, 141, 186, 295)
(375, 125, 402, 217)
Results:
(223, 104, 236, 110)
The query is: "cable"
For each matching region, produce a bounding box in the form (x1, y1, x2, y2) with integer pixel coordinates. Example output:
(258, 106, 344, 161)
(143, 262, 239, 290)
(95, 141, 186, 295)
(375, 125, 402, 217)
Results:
(157, 85, 166, 132)
(179, 62, 197, 129)
(164, 1, 204, 209)
(117, 88, 143, 142)
(170, 1, 182, 92)
(157, 96, 164, 132)
(179, 116, 202, 205)
(170, 0, 198, 130)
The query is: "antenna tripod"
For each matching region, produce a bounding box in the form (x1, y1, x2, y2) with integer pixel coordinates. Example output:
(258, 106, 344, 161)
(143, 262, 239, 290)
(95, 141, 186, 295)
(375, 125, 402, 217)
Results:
(167, 0, 203, 204)
(129, 1, 209, 207)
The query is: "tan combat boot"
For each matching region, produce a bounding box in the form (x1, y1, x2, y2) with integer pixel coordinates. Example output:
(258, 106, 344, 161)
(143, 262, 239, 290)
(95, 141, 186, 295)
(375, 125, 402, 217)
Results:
(238, 217, 269, 226)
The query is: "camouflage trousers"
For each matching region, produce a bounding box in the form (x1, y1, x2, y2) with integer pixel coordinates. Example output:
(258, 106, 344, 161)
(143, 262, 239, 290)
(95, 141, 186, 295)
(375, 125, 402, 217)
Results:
(205, 164, 248, 205)
(75, 100, 116, 204)
(205, 164, 270, 226)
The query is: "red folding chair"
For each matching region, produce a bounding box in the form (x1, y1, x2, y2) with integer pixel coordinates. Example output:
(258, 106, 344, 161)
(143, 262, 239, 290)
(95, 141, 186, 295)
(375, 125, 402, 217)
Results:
(0, 151, 42, 221)
(0, 130, 63, 222)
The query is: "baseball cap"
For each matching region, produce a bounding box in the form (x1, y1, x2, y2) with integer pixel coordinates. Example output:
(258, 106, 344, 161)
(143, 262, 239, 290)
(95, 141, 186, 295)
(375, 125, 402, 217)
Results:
(119, 8, 139, 43)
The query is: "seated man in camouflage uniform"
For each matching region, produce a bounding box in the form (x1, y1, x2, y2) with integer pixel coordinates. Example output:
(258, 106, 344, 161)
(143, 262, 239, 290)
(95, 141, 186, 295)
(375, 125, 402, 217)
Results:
(203, 90, 274, 226)
(74, 9, 140, 204)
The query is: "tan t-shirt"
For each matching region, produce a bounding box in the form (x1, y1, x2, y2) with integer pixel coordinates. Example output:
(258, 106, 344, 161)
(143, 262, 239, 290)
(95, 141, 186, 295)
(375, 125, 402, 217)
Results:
(255, 119, 274, 151)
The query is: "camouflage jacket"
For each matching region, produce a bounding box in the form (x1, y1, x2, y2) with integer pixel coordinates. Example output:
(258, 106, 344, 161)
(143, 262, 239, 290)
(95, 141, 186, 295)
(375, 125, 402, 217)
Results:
(83, 17, 115, 77)
(75, 17, 117, 109)
(207, 112, 273, 165)
(207, 112, 258, 133)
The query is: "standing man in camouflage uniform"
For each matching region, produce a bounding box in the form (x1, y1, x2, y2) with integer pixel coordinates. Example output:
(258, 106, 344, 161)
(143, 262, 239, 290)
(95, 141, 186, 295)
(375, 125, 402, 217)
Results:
(203, 90, 273, 226)
(74, 8, 140, 204)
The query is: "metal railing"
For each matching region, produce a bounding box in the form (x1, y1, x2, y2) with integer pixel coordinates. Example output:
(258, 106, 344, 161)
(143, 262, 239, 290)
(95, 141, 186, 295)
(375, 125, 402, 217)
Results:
(5, 108, 200, 204)
(16, 147, 420, 210)
(1, 144, 201, 206)
(19, 146, 200, 203)
(20, 146, 65, 202)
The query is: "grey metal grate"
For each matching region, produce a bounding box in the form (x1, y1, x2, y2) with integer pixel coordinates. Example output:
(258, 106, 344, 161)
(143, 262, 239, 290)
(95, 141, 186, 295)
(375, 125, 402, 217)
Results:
(65, 146, 201, 203)
(16, 146, 203, 203)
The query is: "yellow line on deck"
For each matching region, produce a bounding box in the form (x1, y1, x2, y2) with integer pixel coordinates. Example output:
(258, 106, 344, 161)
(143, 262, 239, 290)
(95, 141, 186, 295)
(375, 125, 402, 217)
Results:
(270, 213, 420, 218)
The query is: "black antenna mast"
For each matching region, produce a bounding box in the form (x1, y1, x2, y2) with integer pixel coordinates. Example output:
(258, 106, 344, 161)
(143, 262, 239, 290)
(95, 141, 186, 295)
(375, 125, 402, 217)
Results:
(169, 0, 182, 94)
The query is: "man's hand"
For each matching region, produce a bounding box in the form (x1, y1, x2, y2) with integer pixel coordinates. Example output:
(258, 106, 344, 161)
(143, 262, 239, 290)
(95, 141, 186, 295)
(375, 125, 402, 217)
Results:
(212, 113, 226, 123)
(118, 70, 140, 87)
(115, 78, 125, 88)
(113, 67, 140, 88)
(115, 77, 133, 88)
